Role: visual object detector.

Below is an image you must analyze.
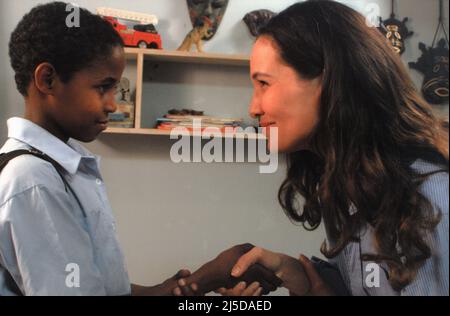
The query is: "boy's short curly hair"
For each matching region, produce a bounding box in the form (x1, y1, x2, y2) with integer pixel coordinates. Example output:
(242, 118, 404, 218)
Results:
(9, 1, 124, 96)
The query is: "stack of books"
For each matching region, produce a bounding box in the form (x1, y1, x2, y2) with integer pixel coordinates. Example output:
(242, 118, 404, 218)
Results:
(156, 112, 243, 132)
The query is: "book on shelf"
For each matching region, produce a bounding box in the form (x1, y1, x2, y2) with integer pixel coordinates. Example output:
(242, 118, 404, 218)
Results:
(155, 112, 244, 132)
(157, 123, 232, 133)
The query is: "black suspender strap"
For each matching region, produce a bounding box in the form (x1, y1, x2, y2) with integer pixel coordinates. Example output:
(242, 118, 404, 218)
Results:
(0, 148, 88, 296)
(0, 148, 86, 217)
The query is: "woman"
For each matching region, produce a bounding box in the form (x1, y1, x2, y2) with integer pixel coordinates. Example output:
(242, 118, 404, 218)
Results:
(221, 0, 448, 296)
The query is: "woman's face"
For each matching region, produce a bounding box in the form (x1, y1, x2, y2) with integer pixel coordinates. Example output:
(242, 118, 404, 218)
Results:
(249, 36, 322, 153)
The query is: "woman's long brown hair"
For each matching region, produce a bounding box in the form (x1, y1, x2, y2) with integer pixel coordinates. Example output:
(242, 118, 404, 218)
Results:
(259, 0, 449, 291)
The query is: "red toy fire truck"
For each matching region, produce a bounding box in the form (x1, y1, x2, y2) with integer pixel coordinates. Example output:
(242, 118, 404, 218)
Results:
(97, 7, 162, 49)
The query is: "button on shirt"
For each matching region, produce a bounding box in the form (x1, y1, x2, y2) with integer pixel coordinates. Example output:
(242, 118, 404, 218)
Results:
(0, 117, 131, 296)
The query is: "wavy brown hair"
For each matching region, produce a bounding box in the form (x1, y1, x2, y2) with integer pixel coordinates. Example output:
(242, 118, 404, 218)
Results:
(259, 0, 449, 291)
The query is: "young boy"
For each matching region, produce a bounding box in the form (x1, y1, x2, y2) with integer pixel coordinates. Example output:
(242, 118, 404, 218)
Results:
(0, 1, 196, 296)
(0, 1, 282, 296)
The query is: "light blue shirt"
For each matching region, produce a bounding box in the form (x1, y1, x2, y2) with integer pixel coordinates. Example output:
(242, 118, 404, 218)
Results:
(0, 117, 131, 296)
(329, 159, 449, 296)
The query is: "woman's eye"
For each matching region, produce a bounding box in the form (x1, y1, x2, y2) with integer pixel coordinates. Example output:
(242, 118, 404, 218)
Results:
(259, 80, 269, 87)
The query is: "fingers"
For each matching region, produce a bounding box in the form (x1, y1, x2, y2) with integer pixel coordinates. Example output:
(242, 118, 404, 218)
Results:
(252, 287, 263, 296)
(230, 281, 248, 295)
(174, 269, 191, 280)
(253, 263, 283, 288)
(242, 282, 262, 296)
(215, 287, 227, 295)
(231, 247, 263, 277)
(172, 279, 192, 296)
(230, 247, 282, 296)
(173, 279, 203, 296)
(298, 255, 335, 296)
(237, 243, 255, 254)
(232, 247, 282, 278)
(172, 269, 194, 296)
(255, 279, 275, 295)
(242, 264, 278, 295)
(173, 287, 183, 296)
(298, 255, 321, 285)
(217, 282, 263, 296)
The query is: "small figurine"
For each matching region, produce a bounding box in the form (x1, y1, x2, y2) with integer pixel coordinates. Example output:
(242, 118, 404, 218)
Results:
(118, 77, 131, 103)
(108, 77, 135, 128)
(177, 17, 213, 52)
(243, 9, 276, 37)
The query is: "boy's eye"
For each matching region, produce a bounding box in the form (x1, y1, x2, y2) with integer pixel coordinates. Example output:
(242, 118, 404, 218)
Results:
(97, 84, 118, 94)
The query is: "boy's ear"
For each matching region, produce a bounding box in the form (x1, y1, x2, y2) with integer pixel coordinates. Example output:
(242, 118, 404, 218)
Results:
(34, 62, 58, 95)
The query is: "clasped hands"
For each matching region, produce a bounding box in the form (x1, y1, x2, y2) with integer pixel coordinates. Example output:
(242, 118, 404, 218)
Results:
(150, 243, 312, 296)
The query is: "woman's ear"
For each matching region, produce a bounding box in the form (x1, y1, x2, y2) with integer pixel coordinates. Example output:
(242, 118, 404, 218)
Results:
(34, 62, 57, 95)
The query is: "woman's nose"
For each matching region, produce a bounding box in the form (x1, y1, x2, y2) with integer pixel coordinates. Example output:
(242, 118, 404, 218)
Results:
(249, 95, 263, 119)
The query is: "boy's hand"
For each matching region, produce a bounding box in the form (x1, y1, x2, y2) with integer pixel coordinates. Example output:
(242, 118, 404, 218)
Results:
(174, 244, 282, 295)
(131, 269, 194, 296)
(231, 247, 311, 296)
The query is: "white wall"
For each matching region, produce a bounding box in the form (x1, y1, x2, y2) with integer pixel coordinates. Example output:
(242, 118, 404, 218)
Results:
(0, 0, 448, 295)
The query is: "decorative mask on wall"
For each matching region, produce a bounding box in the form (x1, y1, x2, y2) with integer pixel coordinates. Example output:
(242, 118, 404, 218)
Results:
(187, 0, 229, 40)
(409, 39, 449, 105)
(409, 0, 449, 105)
(243, 9, 276, 37)
(378, 0, 413, 55)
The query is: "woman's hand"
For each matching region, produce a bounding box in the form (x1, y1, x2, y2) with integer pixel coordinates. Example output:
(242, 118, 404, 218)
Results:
(231, 247, 311, 296)
(173, 244, 282, 295)
(295, 255, 335, 296)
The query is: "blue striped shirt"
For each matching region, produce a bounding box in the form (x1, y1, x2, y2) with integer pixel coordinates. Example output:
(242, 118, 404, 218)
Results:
(328, 159, 449, 296)
(0, 117, 131, 295)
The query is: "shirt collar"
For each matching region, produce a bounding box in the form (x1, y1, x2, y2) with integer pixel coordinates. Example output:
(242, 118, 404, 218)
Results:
(7, 117, 99, 174)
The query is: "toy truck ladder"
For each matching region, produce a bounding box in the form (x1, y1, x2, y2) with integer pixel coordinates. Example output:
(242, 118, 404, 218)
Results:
(96, 7, 158, 25)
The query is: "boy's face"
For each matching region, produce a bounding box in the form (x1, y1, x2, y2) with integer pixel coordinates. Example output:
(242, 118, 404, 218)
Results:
(45, 46, 125, 142)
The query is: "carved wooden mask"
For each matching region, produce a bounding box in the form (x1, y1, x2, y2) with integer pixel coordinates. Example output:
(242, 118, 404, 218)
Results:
(409, 39, 449, 104)
(187, 0, 229, 40)
(378, 15, 414, 55)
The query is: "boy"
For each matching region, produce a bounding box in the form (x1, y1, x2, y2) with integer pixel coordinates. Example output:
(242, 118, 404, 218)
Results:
(0, 1, 195, 296)
(0, 2, 282, 296)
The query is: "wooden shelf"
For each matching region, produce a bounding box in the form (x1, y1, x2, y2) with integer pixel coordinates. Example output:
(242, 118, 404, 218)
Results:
(124, 47, 250, 66)
(104, 127, 264, 140)
(110, 48, 253, 138)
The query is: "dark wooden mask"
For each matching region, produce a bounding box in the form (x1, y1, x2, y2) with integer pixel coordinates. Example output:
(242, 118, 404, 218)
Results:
(378, 15, 414, 55)
(409, 39, 449, 104)
(243, 9, 276, 37)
